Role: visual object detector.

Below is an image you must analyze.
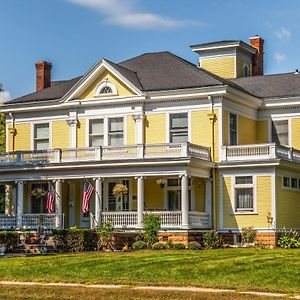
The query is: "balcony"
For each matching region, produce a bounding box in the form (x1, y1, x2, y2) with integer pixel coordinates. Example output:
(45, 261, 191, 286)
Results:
(221, 143, 300, 163)
(0, 142, 210, 166)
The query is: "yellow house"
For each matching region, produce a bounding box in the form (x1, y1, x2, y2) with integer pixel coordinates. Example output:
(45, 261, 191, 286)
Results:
(1, 36, 300, 245)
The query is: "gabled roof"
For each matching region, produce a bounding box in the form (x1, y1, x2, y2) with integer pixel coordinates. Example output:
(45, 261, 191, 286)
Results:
(231, 72, 300, 99)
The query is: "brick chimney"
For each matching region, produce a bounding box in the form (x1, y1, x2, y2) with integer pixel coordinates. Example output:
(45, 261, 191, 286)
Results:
(35, 61, 52, 91)
(249, 36, 264, 76)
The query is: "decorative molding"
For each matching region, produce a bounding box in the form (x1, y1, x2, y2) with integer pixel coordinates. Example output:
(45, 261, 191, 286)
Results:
(131, 114, 145, 121)
(66, 118, 78, 126)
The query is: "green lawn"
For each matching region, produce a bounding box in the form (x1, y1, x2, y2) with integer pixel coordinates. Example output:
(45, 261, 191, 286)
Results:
(0, 249, 299, 294)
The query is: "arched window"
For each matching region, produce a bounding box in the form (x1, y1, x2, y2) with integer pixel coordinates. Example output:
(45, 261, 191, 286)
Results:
(95, 80, 117, 96)
(243, 64, 249, 77)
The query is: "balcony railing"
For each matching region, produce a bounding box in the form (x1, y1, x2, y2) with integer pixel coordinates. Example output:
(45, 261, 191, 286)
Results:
(0, 143, 210, 167)
(221, 143, 300, 163)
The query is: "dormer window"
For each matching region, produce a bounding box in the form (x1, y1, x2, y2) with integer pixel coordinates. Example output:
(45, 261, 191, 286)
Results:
(243, 64, 249, 77)
(95, 80, 117, 97)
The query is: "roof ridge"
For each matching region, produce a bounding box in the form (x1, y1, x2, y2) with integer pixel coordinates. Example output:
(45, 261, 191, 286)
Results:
(231, 72, 297, 82)
(119, 51, 170, 64)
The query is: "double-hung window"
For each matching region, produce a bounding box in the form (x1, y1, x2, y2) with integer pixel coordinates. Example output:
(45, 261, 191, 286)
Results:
(170, 113, 188, 143)
(34, 123, 49, 150)
(229, 113, 237, 145)
(89, 119, 104, 147)
(272, 120, 289, 146)
(108, 117, 124, 146)
(234, 176, 254, 212)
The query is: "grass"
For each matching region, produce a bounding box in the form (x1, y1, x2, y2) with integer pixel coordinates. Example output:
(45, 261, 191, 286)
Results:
(0, 249, 299, 294)
(0, 285, 288, 300)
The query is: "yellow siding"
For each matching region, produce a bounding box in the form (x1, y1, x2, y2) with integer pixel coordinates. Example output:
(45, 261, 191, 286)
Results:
(201, 56, 235, 78)
(223, 176, 272, 229)
(145, 114, 166, 144)
(194, 178, 206, 212)
(126, 115, 135, 144)
(11, 123, 31, 151)
(191, 110, 219, 161)
(276, 176, 300, 228)
(257, 120, 268, 144)
(76, 119, 86, 148)
(291, 118, 300, 150)
(238, 115, 257, 144)
(79, 70, 135, 99)
(144, 178, 164, 209)
(236, 58, 252, 78)
(223, 111, 229, 145)
(52, 120, 70, 149)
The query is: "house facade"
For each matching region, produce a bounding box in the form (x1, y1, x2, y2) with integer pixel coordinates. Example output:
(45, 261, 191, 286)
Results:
(1, 36, 300, 244)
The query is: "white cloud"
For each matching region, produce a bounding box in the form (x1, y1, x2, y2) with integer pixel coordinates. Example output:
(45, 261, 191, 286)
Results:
(275, 27, 292, 40)
(66, 0, 202, 30)
(274, 52, 286, 63)
(0, 91, 12, 102)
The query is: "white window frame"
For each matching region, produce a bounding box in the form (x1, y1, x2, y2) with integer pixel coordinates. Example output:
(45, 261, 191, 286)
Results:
(229, 113, 238, 145)
(282, 176, 300, 191)
(233, 175, 257, 214)
(31, 121, 52, 151)
(166, 111, 191, 143)
(94, 80, 118, 97)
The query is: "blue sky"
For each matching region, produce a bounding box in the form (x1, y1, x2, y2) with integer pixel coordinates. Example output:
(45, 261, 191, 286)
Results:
(1, 0, 300, 100)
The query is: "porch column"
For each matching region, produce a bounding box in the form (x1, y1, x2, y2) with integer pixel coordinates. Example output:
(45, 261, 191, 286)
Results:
(16, 181, 24, 229)
(4, 184, 10, 215)
(55, 180, 62, 228)
(95, 178, 103, 227)
(137, 176, 144, 227)
(181, 174, 189, 229)
(205, 179, 212, 228)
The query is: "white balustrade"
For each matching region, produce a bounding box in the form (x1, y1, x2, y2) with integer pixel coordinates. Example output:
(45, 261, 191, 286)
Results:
(145, 211, 182, 228)
(102, 211, 138, 228)
(144, 143, 183, 158)
(22, 214, 56, 230)
(0, 215, 17, 230)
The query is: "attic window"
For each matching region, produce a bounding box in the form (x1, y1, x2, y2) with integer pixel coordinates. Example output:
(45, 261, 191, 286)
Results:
(243, 64, 249, 77)
(95, 80, 117, 97)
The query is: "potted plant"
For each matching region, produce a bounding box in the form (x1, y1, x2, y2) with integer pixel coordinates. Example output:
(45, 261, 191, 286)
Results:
(31, 187, 47, 199)
(156, 178, 167, 189)
(112, 183, 128, 198)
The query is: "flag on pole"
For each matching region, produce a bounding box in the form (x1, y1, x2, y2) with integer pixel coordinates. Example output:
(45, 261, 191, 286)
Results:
(46, 182, 55, 213)
(82, 179, 94, 214)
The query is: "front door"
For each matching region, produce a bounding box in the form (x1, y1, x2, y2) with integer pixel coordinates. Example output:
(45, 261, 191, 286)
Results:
(107, 179, 130, 211)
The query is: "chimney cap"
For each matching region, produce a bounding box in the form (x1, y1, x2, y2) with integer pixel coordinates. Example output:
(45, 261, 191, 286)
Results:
(35, 60, 52, 67)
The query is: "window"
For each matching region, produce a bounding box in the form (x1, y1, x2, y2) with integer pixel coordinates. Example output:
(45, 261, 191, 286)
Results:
(291, 178, 298, 189)
(234, 176, 254, 212)
(272, 120, 289, 146)
(283, 176, 300, 190)
(108, 117, 124, 146)
(100, 86, 113, 94)
(34, 123, 49, 150)
(95, 80, 117, 96)
(170, 113, 188, 143)
(31, 183, 48, 213)
(243, 64, 249, 77)
(283, 176, 290, 188)
(89, 119, 104, 147)
(229, 113, 237, 145)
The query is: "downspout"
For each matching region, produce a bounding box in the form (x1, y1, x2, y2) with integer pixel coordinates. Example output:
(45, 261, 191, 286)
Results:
(207, 96, 217, 230)
(8, 112, 16, 152)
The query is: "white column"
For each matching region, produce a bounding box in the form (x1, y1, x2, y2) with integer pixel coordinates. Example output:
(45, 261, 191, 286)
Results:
(95, 178, 103, 227)
(181, 175, 189, 229)
(55, 180, 63, 228)
(68, 181, 75, 227)
(205, 179, 212, 228)
(132, 114, 144, 144)
(4, 184, 10, 215)
(137, 176, 144, 227)
(16, 181, 24, 229)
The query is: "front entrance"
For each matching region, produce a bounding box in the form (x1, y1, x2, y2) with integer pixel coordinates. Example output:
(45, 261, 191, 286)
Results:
(106, 179, 130, 211)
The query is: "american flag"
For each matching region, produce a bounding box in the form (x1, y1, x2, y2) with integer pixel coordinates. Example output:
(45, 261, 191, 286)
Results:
(82, 179, 94, 214)
(46, 182, 55, 213)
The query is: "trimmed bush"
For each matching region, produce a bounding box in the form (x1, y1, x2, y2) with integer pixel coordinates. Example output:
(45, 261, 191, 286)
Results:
(132, 240, 147, 250)
(173, 243, 186, 250)
(278, 228, 300, 249)
(202, 231, 221, 249)
(0, 232, 19, 252)
(142, 214, 161, 247)
(165, 240, 174, 249)
(97, 222, 115, 251)
(242, 227, 256, 245)
(152, 242, 166, 250)
(187, 241, 201, 250)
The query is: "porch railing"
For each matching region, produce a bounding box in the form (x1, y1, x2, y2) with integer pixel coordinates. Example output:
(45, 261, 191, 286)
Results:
(0, 215, 16, 230)
(22, 214, 56, 230)
(221, 143, 300, 163)
(0, 142, 210, 166)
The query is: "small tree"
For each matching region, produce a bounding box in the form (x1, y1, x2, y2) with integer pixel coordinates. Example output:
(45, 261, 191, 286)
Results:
(141, 214, 161, 247)
(97, 221, 116, 251)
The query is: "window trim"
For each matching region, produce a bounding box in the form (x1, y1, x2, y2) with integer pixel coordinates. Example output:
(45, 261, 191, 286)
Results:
(232, 175, 257, 214)
(229, 112, 238, 146)
(282, 176, 300, 191)
(94, 80, 118, 97)
(31, 121, 52, 151)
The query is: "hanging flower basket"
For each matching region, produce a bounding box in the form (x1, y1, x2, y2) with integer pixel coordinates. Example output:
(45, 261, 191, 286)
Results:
(156, 178, 167, 189)
(112, 184, 128, 197)
(31, 187, 47, 199)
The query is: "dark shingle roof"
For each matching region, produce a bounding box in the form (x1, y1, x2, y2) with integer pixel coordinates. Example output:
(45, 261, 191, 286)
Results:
(231, 73, 300, 98)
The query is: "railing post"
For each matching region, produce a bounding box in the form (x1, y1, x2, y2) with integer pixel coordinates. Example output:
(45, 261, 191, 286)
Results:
(269, 144, 277, 159)
(95, 146, 102, 161)
(137, 144, 144, 159)
(288, 147, 294, 160)
(220, 146, 227, 161)
(181, 143, 188, 157)
(55, 149, 62, 163)
(16, 151, 22, 165)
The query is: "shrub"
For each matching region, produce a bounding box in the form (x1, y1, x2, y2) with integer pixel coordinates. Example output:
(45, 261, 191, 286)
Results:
(242, 226, 256, 245)
(173, 242, 186, 250)
(132, 240, 147, 250)
(202, 231, 221, 249)
(278, 228, 300, 249)
(52, 229, 68, 251)
(165, 240, 174, 249)
(97, 221, 115, 251)
(152, 242, 166, 250)
(141, 214, 161, 247)
(0, 232, 19, 252)
(187, 241, 201, 250)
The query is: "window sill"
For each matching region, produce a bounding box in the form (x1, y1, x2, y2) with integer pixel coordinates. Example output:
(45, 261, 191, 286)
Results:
(231, 212, 258, 215)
